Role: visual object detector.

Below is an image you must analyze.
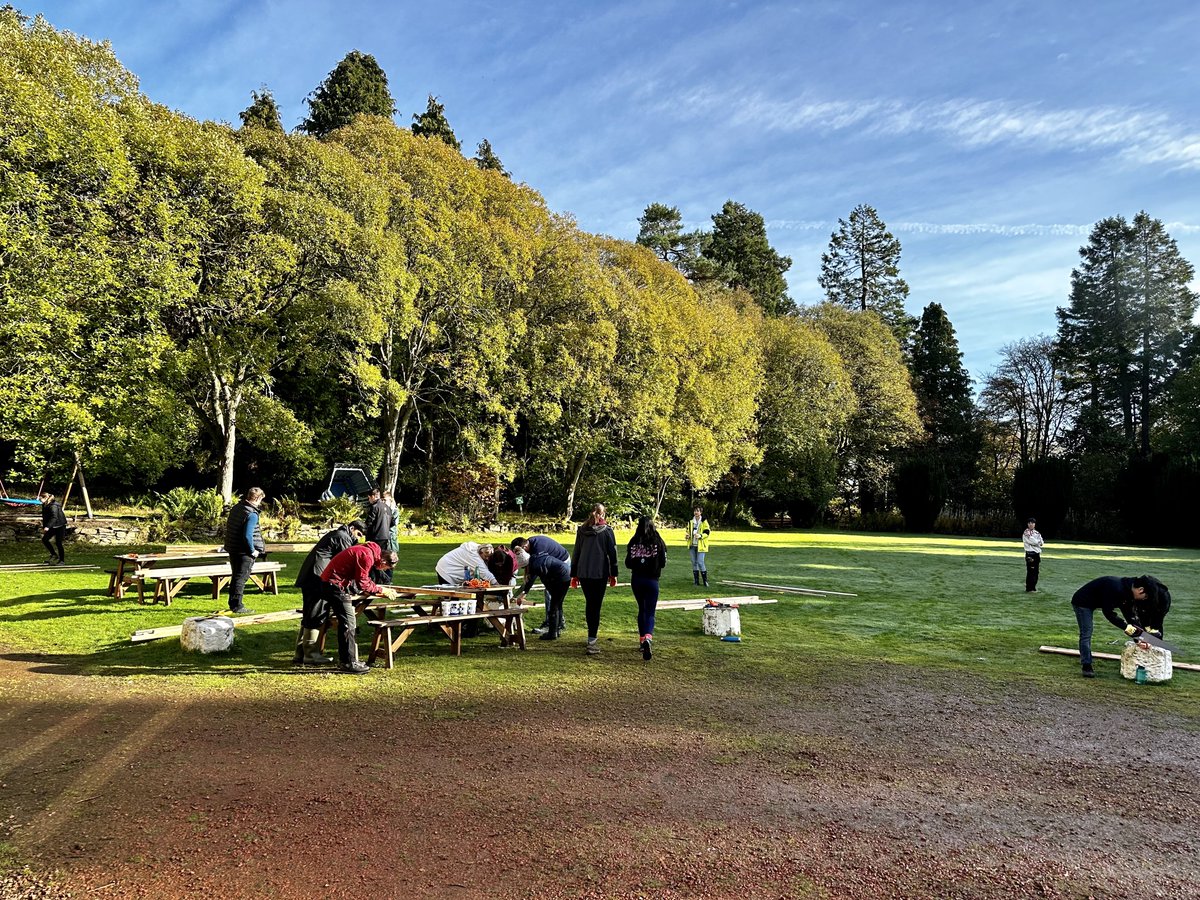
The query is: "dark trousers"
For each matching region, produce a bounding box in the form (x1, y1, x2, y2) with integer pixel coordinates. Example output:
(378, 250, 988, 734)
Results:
(581, 578, 608, 640)
(299, 577, 327, 630)
(1025, 552, 1040, 591)
(228, 553, 255, 611)
(544, 576, 570, 635)
(631, 574, 659, 637)
(320, 581, 361, 665)
(41, 527, 65, 561)
(1073, 604, 1094, 666)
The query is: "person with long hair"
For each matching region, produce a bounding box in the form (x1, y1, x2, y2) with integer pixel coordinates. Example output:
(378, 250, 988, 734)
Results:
(626, 515, 667, 660)
(571, 503, 618, 656)
(39, 492, 67, 565)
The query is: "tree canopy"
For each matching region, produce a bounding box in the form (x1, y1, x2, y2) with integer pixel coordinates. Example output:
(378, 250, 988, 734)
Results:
(300, 50, 395, 138)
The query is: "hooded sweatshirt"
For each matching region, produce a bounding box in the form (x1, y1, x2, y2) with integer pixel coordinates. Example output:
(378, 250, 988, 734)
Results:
(321, 541, 384, 594)
(572, 521, 618, 580)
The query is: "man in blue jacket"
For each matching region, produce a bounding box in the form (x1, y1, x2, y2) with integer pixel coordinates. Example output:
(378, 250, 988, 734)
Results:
(223, 487, 265, 614)
(1071, 575, 1171, 678)
(512, 535, 571, 641)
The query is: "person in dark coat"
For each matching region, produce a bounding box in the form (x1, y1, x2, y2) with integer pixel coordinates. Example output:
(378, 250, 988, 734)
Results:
(320, 541, 398, 674)
(292, 519, 365, 665)
(512, 535, 571, 641)
(364, 488, 397, 585)
(39, 492, 68, 565)
(625, 515, 668, 660)
(223, 487, 265, 614)
(571, 504, 618, 656)
(1071, 575, 1171, 678)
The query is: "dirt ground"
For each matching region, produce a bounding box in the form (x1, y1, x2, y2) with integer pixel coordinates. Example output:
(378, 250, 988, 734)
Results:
(1, 657, 1198, 900)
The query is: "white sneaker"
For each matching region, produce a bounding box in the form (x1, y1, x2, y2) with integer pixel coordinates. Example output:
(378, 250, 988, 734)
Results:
(585, 640, 600, 656)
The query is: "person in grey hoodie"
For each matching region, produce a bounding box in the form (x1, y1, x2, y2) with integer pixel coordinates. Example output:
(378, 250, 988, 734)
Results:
(571, 503, 618, 656)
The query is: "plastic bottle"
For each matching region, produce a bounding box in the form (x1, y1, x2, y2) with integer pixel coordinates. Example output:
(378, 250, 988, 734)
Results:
(463, 566, 470, 583)
(1135, 665, 1147, 685)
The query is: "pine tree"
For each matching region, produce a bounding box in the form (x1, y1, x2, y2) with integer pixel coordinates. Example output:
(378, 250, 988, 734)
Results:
(238, 87, 283, 131)
(819, 205, 912, 342)
(702, 201, 793, 316)
(411, 94, 460, 151)
(300, 50, 395, 138)
(472, 139, 507, 175)
(634, 203, 718, 281)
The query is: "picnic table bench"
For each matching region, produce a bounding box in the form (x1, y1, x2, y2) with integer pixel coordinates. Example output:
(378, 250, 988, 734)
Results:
(107, 550, 228, 599)
(367, 606, 529, 667)
(144, 560, 285, 606)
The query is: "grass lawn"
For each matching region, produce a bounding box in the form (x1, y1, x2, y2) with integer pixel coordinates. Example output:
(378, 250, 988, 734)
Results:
(1, 528, 1197, 899)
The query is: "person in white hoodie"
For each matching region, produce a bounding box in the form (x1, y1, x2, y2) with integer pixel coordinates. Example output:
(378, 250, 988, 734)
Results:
(1022, 517, 1044, 592)
(435, 541, 495, 585)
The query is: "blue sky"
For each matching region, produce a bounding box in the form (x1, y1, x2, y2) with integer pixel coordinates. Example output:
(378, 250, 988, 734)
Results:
(30, 0, 1200, 380)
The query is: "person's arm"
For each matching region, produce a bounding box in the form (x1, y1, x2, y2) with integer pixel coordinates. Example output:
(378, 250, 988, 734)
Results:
(515, 564, 538, 600)
(244, 510, 259, 556)
(657, 537, 668, 570)
(356, 552, 379, 595)
(606, 530, 618, 578)
(1102, 603, 1134, 633)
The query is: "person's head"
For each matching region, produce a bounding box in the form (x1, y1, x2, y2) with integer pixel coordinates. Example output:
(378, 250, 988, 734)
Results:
(510, 537, 530, 568)
(633, 515, 659, 544)
(245, 487, 265, 507)
(367, 488, 380, 502)
(1132, 574, 1170, 608)
(377, 549, 398, 571)
(348, 519, 367, 542)
(510, 537, 528, 552)
(38, 492, 54, 504)
(585, 503, 607, 527)
(693, 506, 703, 519)
(1026, 517, 1036, 529)
(477, 543, 494, 561)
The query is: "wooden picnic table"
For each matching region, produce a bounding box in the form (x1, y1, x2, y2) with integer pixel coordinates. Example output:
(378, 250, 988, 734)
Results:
(143, 560, 286, 606)
(108, 550, 227, 599)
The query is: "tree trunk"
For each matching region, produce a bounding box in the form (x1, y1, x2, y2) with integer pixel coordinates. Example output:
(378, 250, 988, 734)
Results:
(74, 450, 94, 519)
(564, 450, 588, 520)
(218, 407, 238, 504)
(380, 397, 416, 496)
(422, 422, 436, 509)
(652, 474, 670, 518)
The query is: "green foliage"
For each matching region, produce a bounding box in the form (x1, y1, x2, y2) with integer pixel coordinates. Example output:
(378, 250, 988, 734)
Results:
(266, 494, 303, 539)
(1012, 458, 1073, 538)
(150, 487, 226, 533)
(411, 94, 460, 150)
(319, 495, 363, 526)
(819, 204, 913, 343)
(472, 139, 507, 175)
(300, 50, 395, 138)
(702, 201, 794, 316)
(635, 203, 719, 282)
(894, 457, 948, 532)
(239, 87, 284, 131)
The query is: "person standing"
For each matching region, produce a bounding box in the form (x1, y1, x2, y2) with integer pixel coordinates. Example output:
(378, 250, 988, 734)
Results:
(1023, 517, 1044, 592)
(685, 505, 712, 586)
(39, 492, 68, 566)
(512, 535, 571, 641)
(625, 515, 668, 660)
(319, 541, 398, 674)
(382, 490, 400, 553)
(1070, 575, 1171, 679)
(292, 519, 365, 665)
(223, 487, 265, 614)
(364, 488, 396, 585)
(571, 504, 618, 656)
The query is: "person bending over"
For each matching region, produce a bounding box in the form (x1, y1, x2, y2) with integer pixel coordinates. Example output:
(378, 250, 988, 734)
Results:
(512, 535, 571, 640)
(1070, 575, 1171, 679)
(319, 541, 398, 674)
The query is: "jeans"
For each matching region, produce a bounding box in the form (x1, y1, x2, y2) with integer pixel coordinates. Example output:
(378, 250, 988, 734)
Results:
(320, 581, 362, 665)
(689, 547, 707, 573)
(228, 553, 255, 611)
(1025, 552, 1040, 591)
(580, 578, 608, 640)
(544, 576, 570, 635)
(41, 527, 65, 561)
(1073, 604, 1094, 666)
(631, 574, 659, 637)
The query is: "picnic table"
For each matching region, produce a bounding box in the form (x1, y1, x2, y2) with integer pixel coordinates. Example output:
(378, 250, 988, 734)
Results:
(142, 560, 286, 606)
(108, 550, 227, 599)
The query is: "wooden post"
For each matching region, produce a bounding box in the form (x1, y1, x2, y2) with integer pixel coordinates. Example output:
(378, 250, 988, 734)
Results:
(74, 451, 94, 519)
(62, 459, 78, 509)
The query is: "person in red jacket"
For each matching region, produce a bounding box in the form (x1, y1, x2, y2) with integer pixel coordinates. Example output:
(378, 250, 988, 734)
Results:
(319, 541, 398, 674)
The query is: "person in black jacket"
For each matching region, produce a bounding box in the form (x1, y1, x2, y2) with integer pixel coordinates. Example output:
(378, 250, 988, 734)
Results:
(292, 519, 365, 665)
(571, 504, 618, 656)
(625, 515, 668, 660)
(39, 492, 68, 565)
(363, 488, 397, 585)
(1071, 575, 1171, 678)
(223, 487, 265, 614)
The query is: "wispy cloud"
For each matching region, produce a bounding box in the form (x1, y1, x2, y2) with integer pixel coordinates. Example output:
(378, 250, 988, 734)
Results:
(670, 89, 1200, 170)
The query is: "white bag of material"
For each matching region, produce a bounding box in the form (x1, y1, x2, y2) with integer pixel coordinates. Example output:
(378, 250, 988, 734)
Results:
(702, 606, 741, 637)
(181, 616, 235, 653)
(1120, 640, 1172, 683)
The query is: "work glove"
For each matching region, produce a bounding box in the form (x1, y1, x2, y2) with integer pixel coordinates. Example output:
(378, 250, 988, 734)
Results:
(1124, 624, 1142, 637)
(570, 577, 580, 589)
(1145, 627, 1162, 637)
(608, 576, 617, 587)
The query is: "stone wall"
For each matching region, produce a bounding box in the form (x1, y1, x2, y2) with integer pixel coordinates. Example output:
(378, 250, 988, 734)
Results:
(0, 512, 150, 546)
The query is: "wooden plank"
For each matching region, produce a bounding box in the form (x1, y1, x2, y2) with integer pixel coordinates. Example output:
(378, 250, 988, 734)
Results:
(0, 563, 98, 571)
(130, 608, 303, 643)
(1038, 645, 1200, 672)
(720, 579, 858, 597)
(655, 595, 768, 609)
(147, 562, 284, 579)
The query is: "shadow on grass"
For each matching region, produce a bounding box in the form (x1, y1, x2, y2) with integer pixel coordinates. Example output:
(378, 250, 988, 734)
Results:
(0, 647, 317, 678)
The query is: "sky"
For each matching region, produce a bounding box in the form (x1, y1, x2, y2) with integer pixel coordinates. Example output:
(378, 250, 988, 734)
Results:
(28, 0, 1200, 381)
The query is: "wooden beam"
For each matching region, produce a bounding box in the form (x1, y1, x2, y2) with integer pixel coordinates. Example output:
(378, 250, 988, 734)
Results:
(1038, 645, 1200, 673)
(0, 563, 98, 571)
(720, 579, 857, 597)
(130, 608, 303, 643)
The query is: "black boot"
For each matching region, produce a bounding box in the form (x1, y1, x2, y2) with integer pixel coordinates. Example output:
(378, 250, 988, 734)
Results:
(701, 571, 708, 587)
(693, 571, 700, 585)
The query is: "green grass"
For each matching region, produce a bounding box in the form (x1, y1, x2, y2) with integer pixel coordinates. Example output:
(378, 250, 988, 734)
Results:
(0, 528, 1196, 716)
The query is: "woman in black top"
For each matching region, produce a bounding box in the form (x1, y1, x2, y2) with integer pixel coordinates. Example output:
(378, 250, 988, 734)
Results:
(39, 492, 68, 564)
(625, 515, 667, 660)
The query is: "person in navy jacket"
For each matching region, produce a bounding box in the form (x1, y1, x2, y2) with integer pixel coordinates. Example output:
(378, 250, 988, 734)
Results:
(1071, 575, 1171, 678)
(512, 535, 571, 641)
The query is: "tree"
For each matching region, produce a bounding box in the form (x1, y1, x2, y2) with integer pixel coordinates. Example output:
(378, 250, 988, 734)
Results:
(300, 50, 395, 138)
(1056, 214, 1196, 457)
(908, 302, 980, 504)
(411, 94, 460, 151)
(239, 87, 283, 131)
(702, 201, 794, 316)
(819, 204, 912, 342)
(980, 336, 1075, 467)
(635, 203, 718, 282)
(473, 139, 507, 175)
